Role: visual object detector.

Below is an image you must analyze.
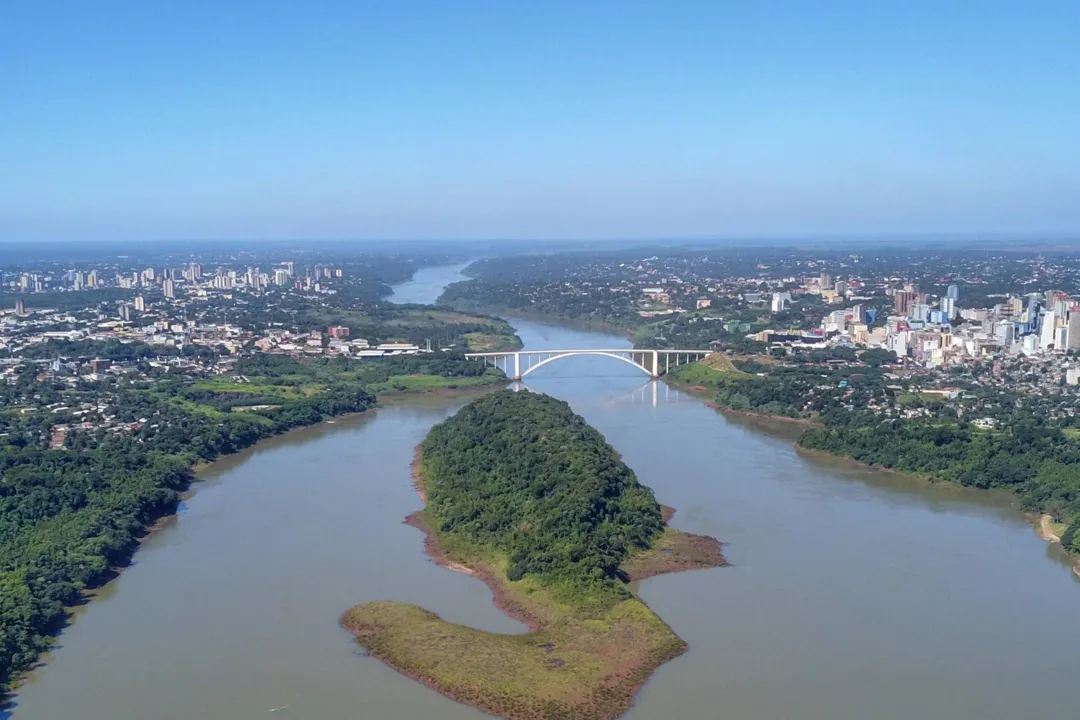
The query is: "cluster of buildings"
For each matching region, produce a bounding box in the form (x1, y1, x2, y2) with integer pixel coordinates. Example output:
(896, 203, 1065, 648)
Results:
(756, 273, 1080, 371)
(5, 261, 346, 300)
(252, 328, 426, 358)
(1, 300, 428, 360)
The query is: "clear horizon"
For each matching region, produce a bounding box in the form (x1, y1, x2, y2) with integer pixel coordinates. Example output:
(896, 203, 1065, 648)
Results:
(3, 1, 1078, 242)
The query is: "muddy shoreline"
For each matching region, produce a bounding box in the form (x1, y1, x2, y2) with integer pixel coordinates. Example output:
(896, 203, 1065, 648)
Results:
(691, 392, 1080, 580)
(340, 445, 726, 720)
(661, 377, 816, 426)
(403, 447, 544, 629)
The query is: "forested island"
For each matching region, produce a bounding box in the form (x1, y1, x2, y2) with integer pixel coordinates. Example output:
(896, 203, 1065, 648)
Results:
(341, 390, 725, 720)
(0, 353, 506, 692)
(666, 357, 1080, 565)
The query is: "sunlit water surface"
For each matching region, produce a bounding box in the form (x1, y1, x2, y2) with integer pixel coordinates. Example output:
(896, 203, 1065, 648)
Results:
(8, 265, 1079, 720)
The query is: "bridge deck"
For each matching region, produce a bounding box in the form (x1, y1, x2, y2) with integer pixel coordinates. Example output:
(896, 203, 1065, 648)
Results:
(463, 348, 713, 380)
(463, 348, 712, 357)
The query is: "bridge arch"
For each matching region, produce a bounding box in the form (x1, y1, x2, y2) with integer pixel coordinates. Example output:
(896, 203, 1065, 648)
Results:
(518, 350, 655, 379)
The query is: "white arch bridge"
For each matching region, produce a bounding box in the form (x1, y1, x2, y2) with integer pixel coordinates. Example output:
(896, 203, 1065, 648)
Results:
(464, 348, 713, 380)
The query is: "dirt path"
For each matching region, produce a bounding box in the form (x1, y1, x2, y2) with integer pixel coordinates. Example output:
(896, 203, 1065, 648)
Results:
(1039, 514, 1061, 543)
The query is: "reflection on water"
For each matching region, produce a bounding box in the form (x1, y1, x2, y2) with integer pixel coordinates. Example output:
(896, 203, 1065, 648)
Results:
(9, 265, 1080, 720)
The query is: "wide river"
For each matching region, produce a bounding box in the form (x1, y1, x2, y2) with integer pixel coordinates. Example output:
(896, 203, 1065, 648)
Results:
(8, 264, 1080, 720)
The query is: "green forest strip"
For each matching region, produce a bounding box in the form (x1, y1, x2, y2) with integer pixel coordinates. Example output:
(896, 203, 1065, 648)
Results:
(667, 359, 1080, 567)
(341, 391, 725, 720)
(0, 354, 505, 692)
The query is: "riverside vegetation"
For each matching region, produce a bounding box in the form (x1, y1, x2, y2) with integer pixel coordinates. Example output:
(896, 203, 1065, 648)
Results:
(666, 356, 1080, 561)
(341, 390, 725, 720)
(0, 353, 505, 691)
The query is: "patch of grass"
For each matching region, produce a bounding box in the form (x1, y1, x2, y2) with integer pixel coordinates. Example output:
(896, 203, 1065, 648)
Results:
(191, 380, 266, 393)
(192, 379, 314, 400)
(388, 309, 491, 325)
(166, 397, 226, 418)
(464, 332, 521, 352)
(897, 392, 946, 406)
(621, 527, 727, 581)
(229, 406, 279, 422)
(666, 355, 745, 389)
(367, 371, 506, 394)
(698, 352, 741, 373)
(342, 508, 723, 720)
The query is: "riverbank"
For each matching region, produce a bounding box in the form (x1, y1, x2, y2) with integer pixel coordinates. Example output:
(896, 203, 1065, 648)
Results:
(340, 446, 726, 720)
(0, 380, 503, 697)
(1036, 513, 1064, 544)
(1030, 514, 1080, 577)
(697, 396, 1080, 580)
(792, 442, 931, 482)
(661, 376, 816, 428)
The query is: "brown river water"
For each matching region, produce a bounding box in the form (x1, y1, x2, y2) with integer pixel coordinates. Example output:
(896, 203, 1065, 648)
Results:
(6, 264, 1079, 720)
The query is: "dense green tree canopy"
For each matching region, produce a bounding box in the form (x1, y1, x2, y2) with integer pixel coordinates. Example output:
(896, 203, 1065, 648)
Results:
(420, 391, 664, 587)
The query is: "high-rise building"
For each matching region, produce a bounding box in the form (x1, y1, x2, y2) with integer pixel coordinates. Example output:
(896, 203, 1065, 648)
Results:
(940, 297, 956, 319)
(771, 292, 791, 313)
(119, 304, 132, 321)
(1040, 310, 1058, 351)
(819, 272, 833, 288)
(73, 271, 84, 290)
(1068, 309, 1080, 350)
(834, 280, 848, 294)
(163, 279, 176, 298)
(14, 299, 25, 316)
(889, 332, 909, 358)
(134, 296, 145, 312)
(994, 320, 1015, 346)
(946, 284, 959, 302)
(1047, 289, 1069, 306)
(1026, 295, 1042, 319)
(86, 270, 97, 287)
(894, 290, 916, 316)
(274, 268, 290, 286)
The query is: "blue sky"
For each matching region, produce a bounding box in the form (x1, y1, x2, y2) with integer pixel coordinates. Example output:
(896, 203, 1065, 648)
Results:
(2, 0, 1078, 242)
